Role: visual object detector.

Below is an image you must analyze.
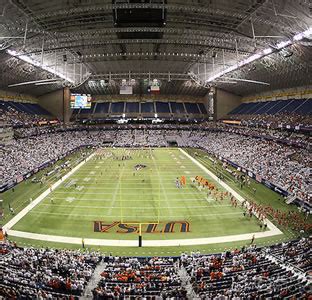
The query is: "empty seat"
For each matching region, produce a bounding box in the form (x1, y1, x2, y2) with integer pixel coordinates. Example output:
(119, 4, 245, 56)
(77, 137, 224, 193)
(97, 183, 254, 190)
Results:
(141, 102, 154, 113)
(184, 102, 200, 114)
(125, 102, 139, 113)
(110, 102, 125, 114)
(156, 101, 170, 113)
(94, 102, 109, 114)
(170, 102, 185, 114)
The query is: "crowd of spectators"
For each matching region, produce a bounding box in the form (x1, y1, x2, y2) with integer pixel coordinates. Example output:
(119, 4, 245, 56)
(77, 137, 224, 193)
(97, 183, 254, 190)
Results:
(181, 130, 311, 204)
(13, 121, 311, 150)
(1, 241, 101, 298)
(1, 238, 310, 299)
(1, 132, 89, 184)
(268, 238, 311, 273)
(216, 124, 311, 150)
(93, 256, 184, 299)
(0, 104, 50, 127)
(182, 238, 311, 299)
(1, 127, 311, 204)
(227, 112, 312, 129)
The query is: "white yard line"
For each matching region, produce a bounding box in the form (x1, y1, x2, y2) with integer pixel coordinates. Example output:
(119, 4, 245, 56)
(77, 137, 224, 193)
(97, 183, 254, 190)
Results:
(44, 197, 232, 204)
(27, 211, 242, 218)
(37, 204, 233, 209)
(71, 176, 196, 179)
(3, 152, 96, 232)
(53, 191, 212, 195)
(107, 166, 125, 216)
(151, 152, 173, 217)
(7, 229, 282, 247)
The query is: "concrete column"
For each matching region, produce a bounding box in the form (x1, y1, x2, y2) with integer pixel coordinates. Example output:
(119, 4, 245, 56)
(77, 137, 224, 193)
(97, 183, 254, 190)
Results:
(38, 88, 72, 123)
(215, 89, 242, 120)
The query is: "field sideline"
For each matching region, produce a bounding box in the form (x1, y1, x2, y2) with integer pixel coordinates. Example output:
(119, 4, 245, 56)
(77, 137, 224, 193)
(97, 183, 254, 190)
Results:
(4, 147, 283, 247)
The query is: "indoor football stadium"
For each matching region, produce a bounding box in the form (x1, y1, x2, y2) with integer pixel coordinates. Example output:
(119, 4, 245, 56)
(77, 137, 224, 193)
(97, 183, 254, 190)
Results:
(0, 0, 311, 299)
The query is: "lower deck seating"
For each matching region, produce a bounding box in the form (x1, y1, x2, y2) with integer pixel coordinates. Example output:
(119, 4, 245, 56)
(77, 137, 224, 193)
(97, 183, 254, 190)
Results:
(182, 241, 311, 299)
(1, 241, 101, 298)
(227, 98, 312, 128)
(1, 238, 310, 299)
(93, 256, 185, 299)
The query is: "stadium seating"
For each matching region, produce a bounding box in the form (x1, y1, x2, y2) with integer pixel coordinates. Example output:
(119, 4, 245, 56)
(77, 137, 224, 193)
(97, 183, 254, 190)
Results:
(93, 256, 184, 299)
(184, 241, 310, 299)
(170, 102, 185, 114)
(125, 102, 139, 114)
(111, 102, 125, 114)
(1, 1, 311, 298)
(198, 103, 208, 114)
(227, 98, 312, 128)
(185, 102, 200, 114)
(229, 99, 312, 116)
(1, 238, 310, 299)
(155, 101, 170, 114)
(93, 102, 110, 116)
(1, 241, 101, 299)
(71, 101, 208, 121)
(141, 102, 155, 114)
(1, 126, 311, 205)
(0, 100, 53, 127)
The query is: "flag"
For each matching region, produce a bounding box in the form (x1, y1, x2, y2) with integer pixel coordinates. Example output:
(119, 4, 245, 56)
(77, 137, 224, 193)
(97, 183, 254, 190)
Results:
(120, 85, 133, 95)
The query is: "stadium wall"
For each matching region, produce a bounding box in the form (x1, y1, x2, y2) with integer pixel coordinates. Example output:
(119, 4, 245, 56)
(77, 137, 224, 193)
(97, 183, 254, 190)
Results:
(242, 85, 312, 102)
(215, 89, 241, 119)
(38, 88, 71, 122)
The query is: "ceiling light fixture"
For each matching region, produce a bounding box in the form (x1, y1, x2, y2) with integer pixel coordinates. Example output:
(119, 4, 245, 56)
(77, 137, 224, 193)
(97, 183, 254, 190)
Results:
(6, 49, 75, 84)
(206, 27, 312, 83)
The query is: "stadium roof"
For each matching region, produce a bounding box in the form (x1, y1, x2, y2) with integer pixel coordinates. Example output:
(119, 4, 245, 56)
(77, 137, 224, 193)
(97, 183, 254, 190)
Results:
(0, 0, 311, 97)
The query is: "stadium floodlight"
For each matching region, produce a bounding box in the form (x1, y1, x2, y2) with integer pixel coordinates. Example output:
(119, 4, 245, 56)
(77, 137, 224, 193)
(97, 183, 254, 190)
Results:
(294, 27, 312, 41)
(206, 26, 312, 83)
(6, 49, 75, 84)
(35, 81, 62, 86)
(222, 77, 270, 86)
(275, 40, 292, 50)
(263, 48, 273, 55)
(8, 78, 63, 88)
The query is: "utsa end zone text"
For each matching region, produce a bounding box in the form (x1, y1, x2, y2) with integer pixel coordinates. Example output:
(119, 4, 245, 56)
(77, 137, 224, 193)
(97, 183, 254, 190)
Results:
(93, 221, 190, 233)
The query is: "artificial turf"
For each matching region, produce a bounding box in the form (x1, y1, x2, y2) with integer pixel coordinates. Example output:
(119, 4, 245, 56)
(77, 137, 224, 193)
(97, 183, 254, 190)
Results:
(11, 148, 263, 239)
(3, 147, 309, 255)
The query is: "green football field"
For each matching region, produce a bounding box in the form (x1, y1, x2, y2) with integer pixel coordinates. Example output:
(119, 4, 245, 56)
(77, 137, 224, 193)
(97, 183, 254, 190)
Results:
(10, 148, 264, 240)
(4, 147, 309, 255)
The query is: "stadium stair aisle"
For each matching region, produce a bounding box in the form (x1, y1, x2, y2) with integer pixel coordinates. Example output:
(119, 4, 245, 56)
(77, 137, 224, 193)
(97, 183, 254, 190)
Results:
(178, 264, 198, 299)
(265, 253, 309, 282)
(83, 259, 107, 298)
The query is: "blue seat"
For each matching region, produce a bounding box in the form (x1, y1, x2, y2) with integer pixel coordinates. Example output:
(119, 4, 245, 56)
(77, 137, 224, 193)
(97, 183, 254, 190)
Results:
(170, 102, 185, 114)
(141, 102, 154, 113)
(155, 102, 170, 113)
(94, 102, 109, 114)
(110, 102, 125, 114)
(125, 102, 139, 113)
(185, 103, 200, 114)
(198, 103, 207, 114)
